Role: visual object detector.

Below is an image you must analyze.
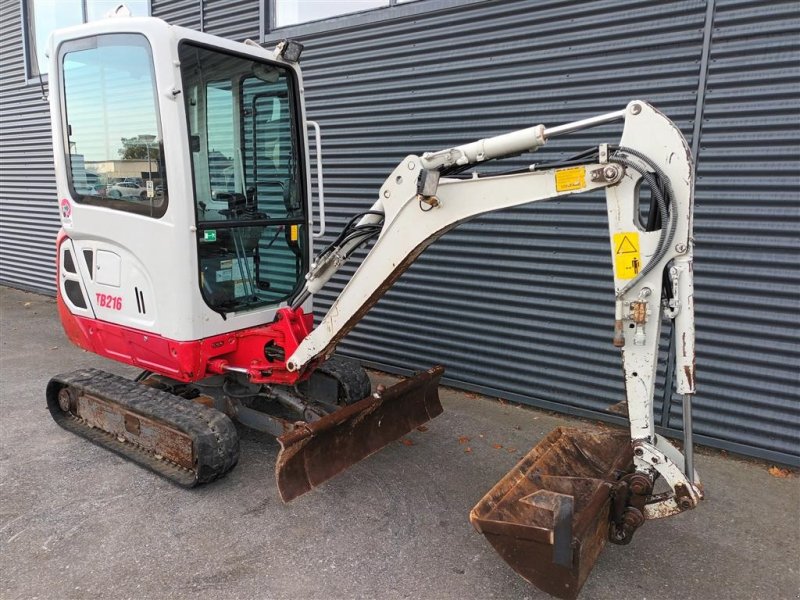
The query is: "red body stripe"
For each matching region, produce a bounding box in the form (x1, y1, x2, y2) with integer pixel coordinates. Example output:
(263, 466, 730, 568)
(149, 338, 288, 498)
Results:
(55, 232, 313, 384)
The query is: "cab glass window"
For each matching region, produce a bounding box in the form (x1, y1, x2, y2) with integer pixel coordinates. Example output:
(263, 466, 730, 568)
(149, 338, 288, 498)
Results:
(61, 34, 167, 218)
(179, 42, 306, 313)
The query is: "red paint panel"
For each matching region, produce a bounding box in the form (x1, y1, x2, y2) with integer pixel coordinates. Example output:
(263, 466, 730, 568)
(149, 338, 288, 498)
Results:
(55, 233, 314, 384)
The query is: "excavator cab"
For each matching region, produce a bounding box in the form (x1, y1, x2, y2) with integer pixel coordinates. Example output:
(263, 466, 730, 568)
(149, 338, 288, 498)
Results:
(178, 42, 307, 313)
(54, 22, 310, 330)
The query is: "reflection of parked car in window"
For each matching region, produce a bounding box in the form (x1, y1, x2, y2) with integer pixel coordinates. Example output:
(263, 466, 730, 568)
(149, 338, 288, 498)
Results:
(76, 183, 94, 195)
(108, 179, 148, 200)
(75, 172, 107, 196)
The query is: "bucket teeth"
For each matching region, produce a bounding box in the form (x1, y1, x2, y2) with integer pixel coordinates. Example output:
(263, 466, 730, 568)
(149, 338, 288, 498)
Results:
(470, 426, 633, 600)
(275, 366, 444, 502)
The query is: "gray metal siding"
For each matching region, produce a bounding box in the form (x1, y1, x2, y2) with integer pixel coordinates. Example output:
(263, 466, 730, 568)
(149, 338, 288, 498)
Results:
(665, 0, 800, 462)
(277, 1, 704, 419)
(151, 0, 259, 37)
(203, 0, 259, 40)
(0, 0, 60, 293)
(150, 0, 201, 30)
(268, 0, 799, 464)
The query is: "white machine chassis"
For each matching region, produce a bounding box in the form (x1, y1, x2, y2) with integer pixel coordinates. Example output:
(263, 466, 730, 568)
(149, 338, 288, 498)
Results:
(48, 17, 316, 343)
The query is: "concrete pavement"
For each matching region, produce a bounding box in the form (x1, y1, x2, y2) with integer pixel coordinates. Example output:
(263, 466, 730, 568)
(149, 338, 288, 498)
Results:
(1, 285, 798, 600)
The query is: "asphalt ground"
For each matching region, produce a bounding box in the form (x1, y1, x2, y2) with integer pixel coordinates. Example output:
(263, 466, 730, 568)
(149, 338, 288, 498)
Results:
(1, 285, 798, 600)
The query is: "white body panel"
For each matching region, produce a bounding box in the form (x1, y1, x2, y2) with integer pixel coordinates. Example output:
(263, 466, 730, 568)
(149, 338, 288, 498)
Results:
(49, 17, 312, 342)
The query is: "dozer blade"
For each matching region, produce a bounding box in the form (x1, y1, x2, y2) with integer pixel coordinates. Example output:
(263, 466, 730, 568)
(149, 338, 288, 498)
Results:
(470, 426, 633, 600)
(275, 366, 444, 502)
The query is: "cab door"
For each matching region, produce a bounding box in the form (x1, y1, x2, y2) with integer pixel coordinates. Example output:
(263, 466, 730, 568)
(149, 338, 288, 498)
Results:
(178, 41, 309, 318)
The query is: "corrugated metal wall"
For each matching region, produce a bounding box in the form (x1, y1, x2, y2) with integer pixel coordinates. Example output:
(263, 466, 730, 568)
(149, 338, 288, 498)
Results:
(0, 0, 797, 464)
(203, 0, 259, 40)
(267, 0, 799, 465)
(150, 0, 259, 38)
(150, 0, 200, 30)
(0, 0, 60, 292)
(663, 0, 800, 462)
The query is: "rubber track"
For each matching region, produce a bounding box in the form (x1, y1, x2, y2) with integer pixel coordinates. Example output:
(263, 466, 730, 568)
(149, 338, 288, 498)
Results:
(46, 368, 239, 487)
(314, 356, 372, 405)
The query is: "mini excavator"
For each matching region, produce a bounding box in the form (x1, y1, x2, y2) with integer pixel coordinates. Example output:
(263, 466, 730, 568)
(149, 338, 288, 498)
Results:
(46, 15, 703, 599)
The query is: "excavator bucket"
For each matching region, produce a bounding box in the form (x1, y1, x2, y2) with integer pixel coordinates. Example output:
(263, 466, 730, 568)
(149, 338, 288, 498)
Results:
(275, 366, 444, 502)
(470, 426, 633, 600)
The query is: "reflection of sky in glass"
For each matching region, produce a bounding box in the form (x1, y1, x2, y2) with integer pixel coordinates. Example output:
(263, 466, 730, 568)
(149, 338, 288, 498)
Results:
(30, 0, 148, 75)
(31, 0, 81, 75)
(64, 42, 159, 162)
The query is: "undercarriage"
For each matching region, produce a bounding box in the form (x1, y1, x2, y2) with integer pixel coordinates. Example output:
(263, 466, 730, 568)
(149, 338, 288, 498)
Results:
(47, 358, 443, 500)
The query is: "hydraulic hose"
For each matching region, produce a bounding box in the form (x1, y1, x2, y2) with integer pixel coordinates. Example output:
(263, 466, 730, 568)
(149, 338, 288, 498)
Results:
(610, 146, 679, 297)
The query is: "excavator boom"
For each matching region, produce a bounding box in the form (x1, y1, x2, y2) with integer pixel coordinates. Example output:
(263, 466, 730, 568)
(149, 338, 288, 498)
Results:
(277, 99, 702, 596)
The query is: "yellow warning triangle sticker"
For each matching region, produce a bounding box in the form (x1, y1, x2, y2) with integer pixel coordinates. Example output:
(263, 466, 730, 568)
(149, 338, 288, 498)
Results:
(613, 232, 641, 279)
(616, 235, 638, 254)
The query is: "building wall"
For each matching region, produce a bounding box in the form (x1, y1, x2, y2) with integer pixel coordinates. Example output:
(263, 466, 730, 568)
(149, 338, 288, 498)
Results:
(266, 0, 800, 465)
(150, 0, 259, 37)
(0, 0, 61, 292)
(671, 0, 799, 458)
(0, 0, 797, 464)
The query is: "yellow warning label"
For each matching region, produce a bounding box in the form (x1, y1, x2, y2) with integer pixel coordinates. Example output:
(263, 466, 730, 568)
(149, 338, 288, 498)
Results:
(290, 224, 299, 241)
(613, 232, 641, 280)
(555, 166, 586, 192)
